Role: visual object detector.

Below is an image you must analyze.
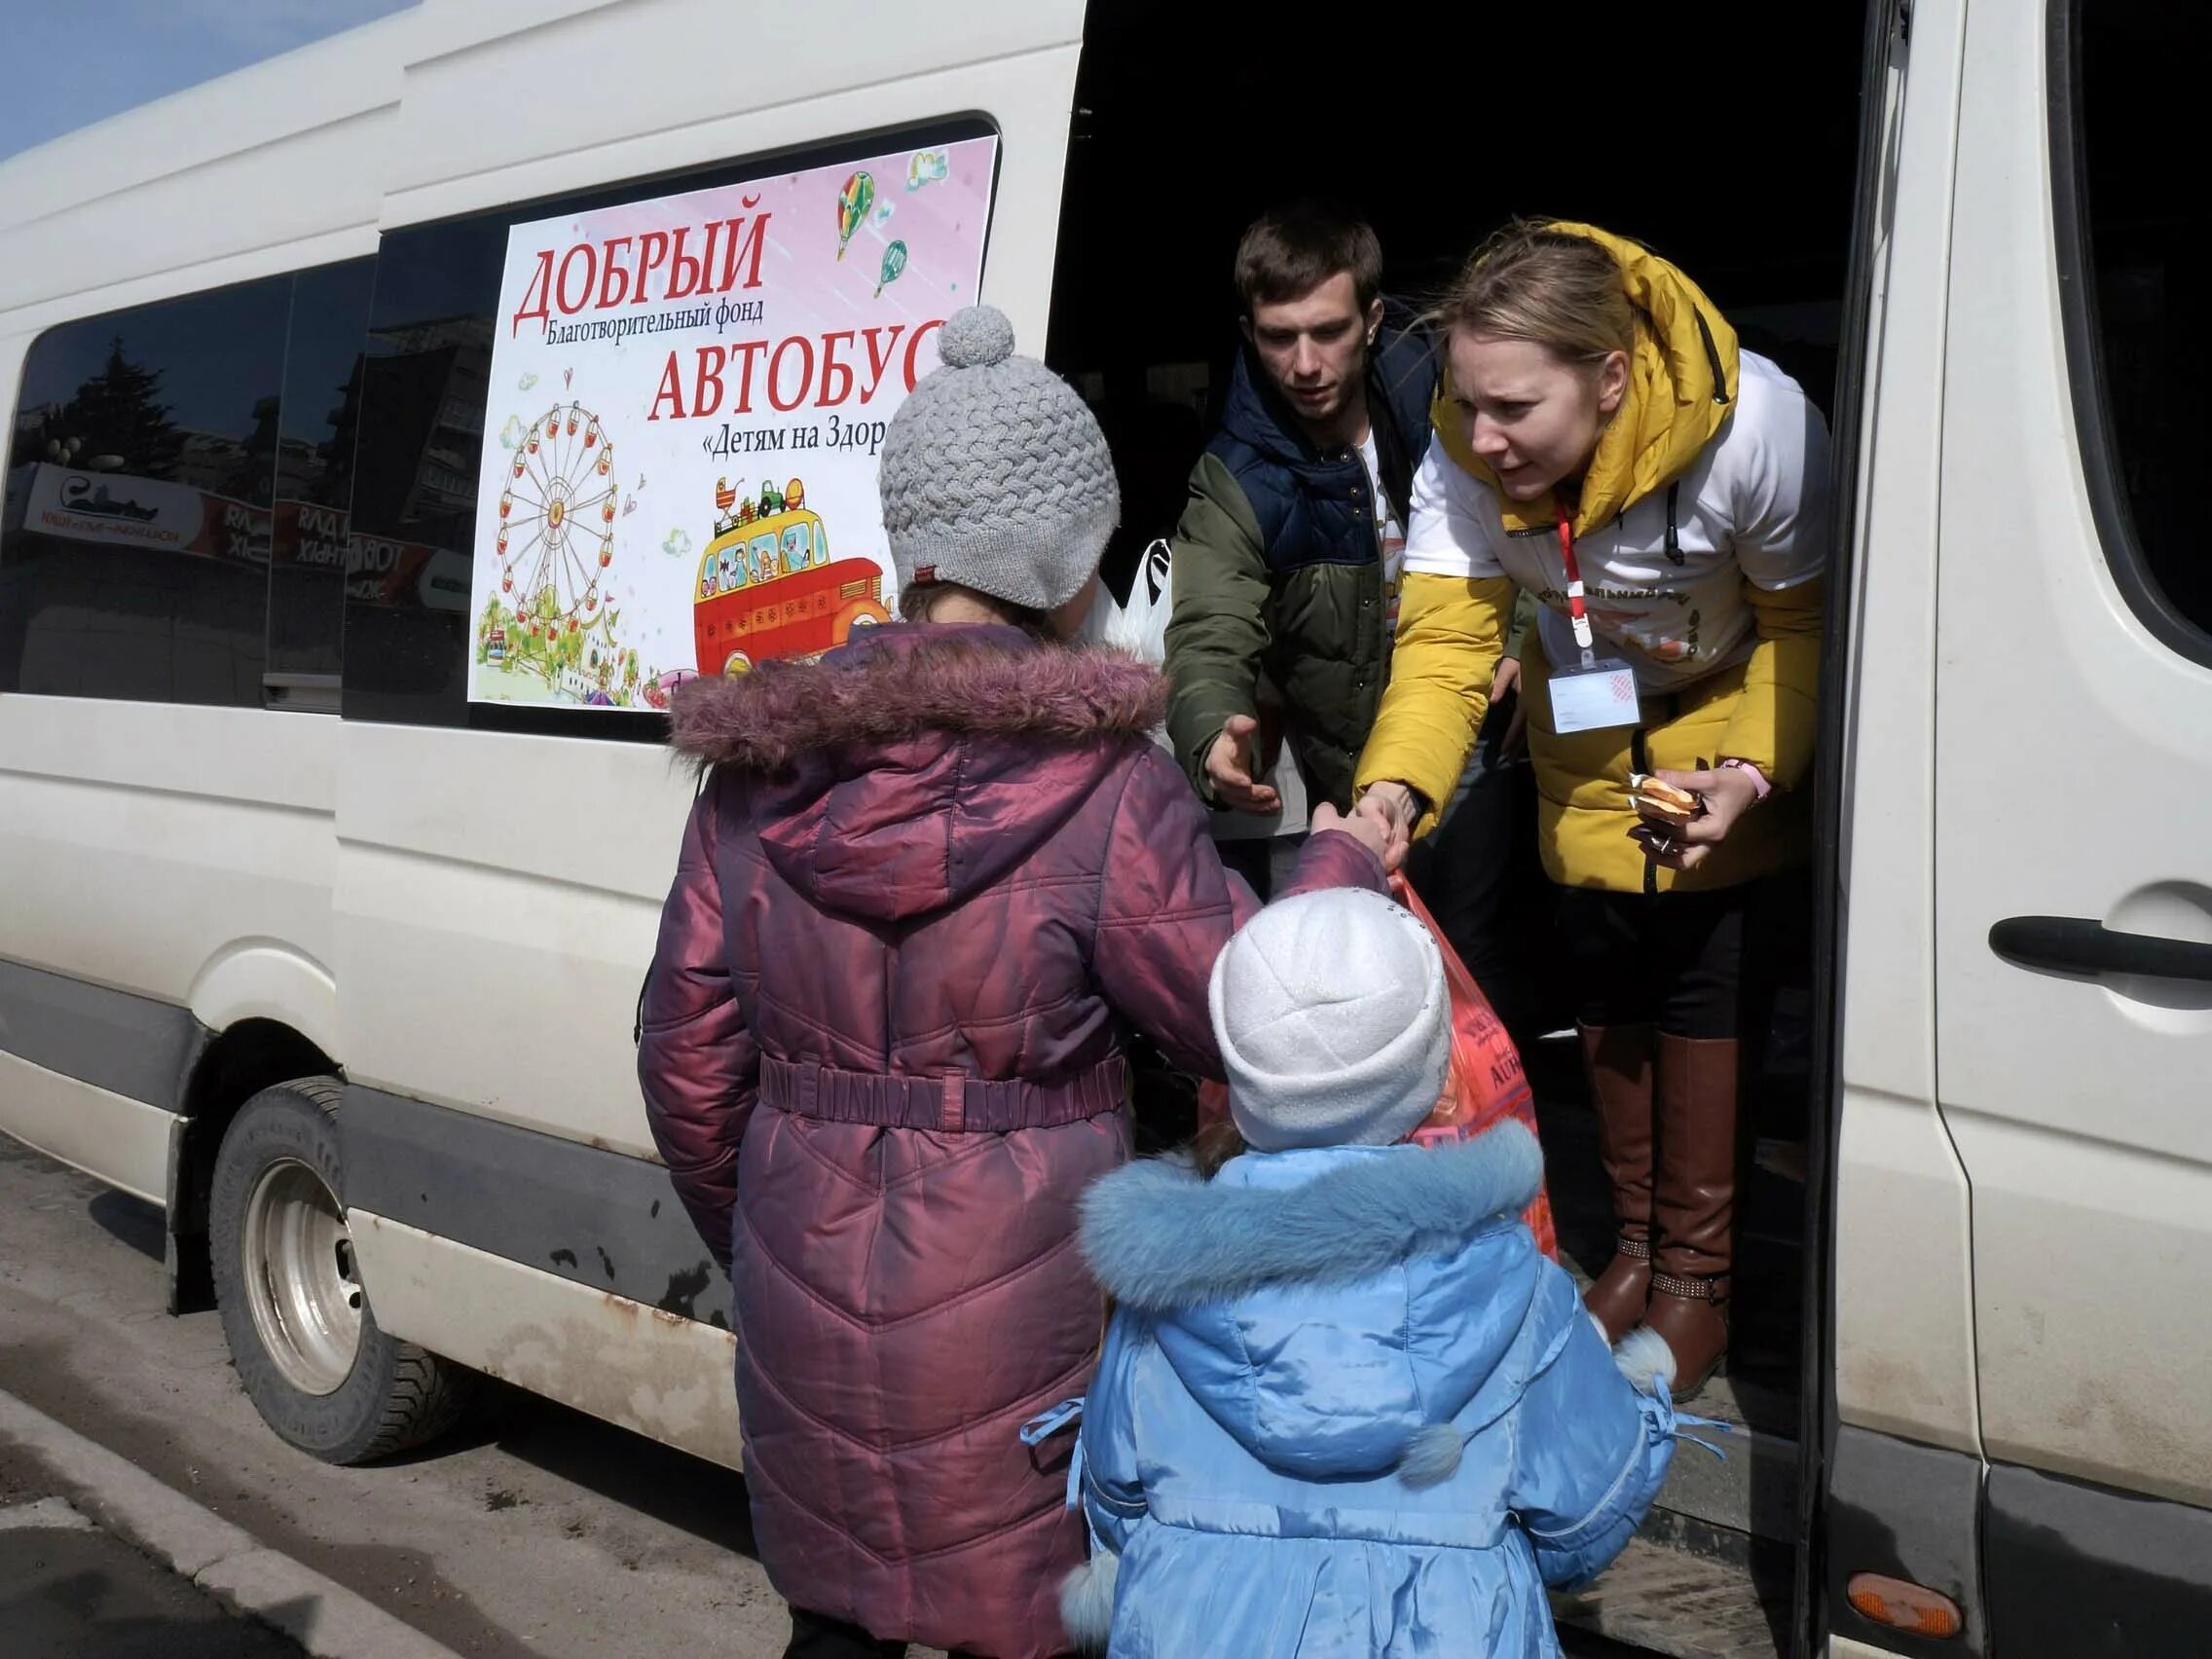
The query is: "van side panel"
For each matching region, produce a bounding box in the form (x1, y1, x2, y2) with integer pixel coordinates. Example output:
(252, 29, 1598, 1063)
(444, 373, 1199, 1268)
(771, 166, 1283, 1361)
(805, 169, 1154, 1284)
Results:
(1934, 0, 2212, 1513)
(330, 5, 1088, 1166)
(0, 21, 403, 322)
(344, 1210, 744, 1469)
(0, 0, 1088, 1479)
(0, 18, 369, 1199)
(384, 0, 1082, 350)
(0, 695, 340, 1105)
(1984, 1463, 2212, 1657)
(332, 725, 681, 1159)
(338, 1082, 726, 1320)
(1831, 0, 1981, 1457)
(0, 1051, 174, 1205)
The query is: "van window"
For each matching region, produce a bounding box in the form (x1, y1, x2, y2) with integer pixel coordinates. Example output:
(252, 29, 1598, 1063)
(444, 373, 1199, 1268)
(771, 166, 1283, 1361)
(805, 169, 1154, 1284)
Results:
(1, 263, 378, 708)
(1, 278, 289, 705)
(339, 209, 503, 727)
(2065, 0, 2212, 640)
(342, 119, 994, 735)
(269, 258, 377, 684)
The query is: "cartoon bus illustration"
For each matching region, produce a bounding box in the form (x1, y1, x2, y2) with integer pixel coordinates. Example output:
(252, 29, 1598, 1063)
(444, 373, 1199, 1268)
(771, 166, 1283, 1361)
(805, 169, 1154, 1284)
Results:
(692, 476, 890, 676)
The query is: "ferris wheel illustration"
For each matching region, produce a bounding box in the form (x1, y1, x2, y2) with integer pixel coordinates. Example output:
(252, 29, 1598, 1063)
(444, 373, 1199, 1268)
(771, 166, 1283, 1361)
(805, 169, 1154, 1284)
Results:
(495, 402, 618, 639)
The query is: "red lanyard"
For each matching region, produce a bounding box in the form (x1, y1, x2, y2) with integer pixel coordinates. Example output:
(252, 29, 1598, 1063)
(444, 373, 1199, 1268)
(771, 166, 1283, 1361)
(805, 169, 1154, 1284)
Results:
(1556, 509, 1596, 661)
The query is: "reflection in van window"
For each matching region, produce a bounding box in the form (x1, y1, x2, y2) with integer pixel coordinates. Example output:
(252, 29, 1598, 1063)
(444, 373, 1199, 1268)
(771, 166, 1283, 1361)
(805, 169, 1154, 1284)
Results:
(270, 258, 377, 682)
(2077, 0, 2211, 632)
(0, 277, 289, 706)
(342, 212, 500, 726)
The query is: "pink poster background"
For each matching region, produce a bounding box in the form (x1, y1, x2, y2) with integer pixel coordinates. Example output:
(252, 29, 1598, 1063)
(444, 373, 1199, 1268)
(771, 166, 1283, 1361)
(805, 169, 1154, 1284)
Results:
(467, 135, 997, 710)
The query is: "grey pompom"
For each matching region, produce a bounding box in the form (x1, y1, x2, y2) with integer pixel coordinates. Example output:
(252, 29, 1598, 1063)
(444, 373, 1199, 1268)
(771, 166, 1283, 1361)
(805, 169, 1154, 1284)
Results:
(937, 304, 1015, 369)
(1397, 1422, 1465, 1489)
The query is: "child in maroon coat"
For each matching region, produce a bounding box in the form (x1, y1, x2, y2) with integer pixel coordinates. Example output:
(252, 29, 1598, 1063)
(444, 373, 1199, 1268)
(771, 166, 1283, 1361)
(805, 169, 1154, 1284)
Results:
(638, 306, 1386, 1659)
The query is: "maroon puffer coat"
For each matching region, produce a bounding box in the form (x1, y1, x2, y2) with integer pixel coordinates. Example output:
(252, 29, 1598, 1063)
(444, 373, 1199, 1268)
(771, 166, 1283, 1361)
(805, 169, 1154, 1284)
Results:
(638, 625, 1381, 1658)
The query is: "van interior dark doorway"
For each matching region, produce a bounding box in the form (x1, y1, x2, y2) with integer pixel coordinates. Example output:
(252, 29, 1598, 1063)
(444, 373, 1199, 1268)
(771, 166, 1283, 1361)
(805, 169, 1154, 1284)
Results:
(1048, 5, 1865, 1654)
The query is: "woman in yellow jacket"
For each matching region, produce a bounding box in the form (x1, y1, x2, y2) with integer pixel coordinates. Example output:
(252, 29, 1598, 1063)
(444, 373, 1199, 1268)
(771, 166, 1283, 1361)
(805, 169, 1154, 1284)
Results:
(1355, 223, 1826, 1397)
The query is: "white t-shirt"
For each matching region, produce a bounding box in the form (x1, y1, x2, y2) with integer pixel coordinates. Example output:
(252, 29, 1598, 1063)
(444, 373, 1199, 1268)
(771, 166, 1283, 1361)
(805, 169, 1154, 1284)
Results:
(1357, 429, 1409, 637)
(1400, 350, 1828, 691)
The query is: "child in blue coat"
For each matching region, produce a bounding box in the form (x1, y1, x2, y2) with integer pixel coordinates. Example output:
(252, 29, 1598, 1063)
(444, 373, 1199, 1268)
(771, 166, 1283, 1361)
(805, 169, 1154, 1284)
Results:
(1060, 887, 1678, 1657)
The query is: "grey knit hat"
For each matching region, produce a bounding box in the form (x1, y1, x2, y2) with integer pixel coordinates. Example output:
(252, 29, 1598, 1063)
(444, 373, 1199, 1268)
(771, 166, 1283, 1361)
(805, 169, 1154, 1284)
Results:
(878, 305, 1120, 611)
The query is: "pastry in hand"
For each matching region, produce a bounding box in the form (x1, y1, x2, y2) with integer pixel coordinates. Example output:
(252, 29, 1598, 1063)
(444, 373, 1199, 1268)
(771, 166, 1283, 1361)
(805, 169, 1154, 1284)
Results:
(1629, 772, 1701, 825)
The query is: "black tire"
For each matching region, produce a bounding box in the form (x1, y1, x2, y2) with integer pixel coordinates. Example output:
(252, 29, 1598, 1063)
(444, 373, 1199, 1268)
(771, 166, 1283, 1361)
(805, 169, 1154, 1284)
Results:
(210, 1078, 475, 1464)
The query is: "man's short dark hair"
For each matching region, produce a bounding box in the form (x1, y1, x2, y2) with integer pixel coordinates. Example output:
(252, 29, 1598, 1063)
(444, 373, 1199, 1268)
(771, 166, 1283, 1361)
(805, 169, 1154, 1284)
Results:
(1234, 203, 1383, 316)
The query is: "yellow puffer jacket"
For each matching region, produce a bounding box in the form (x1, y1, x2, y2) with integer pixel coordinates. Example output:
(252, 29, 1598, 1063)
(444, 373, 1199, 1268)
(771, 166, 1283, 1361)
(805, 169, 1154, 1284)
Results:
(1353, 224, 1824, 895)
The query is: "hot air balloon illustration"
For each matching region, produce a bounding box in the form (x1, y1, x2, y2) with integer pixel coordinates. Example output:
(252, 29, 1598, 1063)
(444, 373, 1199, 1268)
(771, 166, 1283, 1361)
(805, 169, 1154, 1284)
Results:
(835, 170, 874, 261)
(874, 240, 908, 300)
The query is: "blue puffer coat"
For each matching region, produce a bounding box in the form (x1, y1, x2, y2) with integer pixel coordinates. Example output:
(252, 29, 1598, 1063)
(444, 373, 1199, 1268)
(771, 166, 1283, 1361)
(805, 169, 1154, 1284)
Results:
(1063, 1126, 1675, 1658)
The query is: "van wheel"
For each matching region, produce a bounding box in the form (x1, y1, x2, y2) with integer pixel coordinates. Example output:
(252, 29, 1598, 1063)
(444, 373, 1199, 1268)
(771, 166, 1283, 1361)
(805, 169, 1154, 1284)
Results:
(210, 1078, 474, 1464)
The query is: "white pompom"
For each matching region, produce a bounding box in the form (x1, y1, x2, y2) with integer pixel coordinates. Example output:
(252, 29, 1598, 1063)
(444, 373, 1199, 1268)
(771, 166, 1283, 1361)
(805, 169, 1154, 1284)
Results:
(1614, 1325, 1678, 1395)
(1059, 1550, 1120, 1650)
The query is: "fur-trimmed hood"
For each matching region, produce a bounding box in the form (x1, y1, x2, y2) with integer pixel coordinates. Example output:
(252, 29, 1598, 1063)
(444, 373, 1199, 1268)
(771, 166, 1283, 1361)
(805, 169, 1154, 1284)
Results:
(670, 623, 1164, 770)
(1080, 1124, 1543, 1310)
(1076, 1129, 1554, 1482)
(672, 624, 1172, 923)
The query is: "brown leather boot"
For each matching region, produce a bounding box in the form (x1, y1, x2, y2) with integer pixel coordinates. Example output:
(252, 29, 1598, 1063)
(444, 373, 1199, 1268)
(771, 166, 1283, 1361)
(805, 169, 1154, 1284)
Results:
(1579, 1023, 1656, 1343)
(1642, 1033, 1740, 1401)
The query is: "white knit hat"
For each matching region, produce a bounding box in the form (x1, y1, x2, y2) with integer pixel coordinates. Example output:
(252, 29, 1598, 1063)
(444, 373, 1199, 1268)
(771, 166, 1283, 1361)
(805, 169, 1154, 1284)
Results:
(1208, 888, 1452, 1153)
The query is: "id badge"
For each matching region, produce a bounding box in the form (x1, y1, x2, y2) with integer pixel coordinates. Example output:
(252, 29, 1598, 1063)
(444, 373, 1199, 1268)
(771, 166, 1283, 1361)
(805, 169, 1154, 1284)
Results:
(1549, 657, 1641, 735)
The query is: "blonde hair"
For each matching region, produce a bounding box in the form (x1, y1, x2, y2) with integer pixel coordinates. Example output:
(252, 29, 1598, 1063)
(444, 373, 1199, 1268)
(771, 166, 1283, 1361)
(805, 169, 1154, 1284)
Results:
(1432, 220, 1636, 367)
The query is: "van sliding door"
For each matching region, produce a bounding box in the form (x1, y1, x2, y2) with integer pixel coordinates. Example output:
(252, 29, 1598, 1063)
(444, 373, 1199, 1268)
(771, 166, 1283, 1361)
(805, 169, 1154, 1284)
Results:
(1930, 0, 2212, 1651)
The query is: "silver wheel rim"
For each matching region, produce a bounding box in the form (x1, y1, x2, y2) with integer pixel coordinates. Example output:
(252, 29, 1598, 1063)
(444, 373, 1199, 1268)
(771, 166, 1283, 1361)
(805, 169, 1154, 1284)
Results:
(240, 1158, 363, 1396)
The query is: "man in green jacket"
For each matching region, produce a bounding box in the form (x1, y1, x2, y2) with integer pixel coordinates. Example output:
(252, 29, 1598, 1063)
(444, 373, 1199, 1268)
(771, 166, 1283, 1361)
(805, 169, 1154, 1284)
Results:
(1163, 203, 1553, 1039)
(1163, 203, 1439, 823)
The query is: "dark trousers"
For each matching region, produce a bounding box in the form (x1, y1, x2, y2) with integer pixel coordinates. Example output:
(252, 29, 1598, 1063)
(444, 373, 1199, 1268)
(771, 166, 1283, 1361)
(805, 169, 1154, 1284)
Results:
(1215, 830, 1307, 901)
(1555, 873, 1807, 1074)
(785, 1605, 1054, 1659)
(1557, 885, 1753, 1040)
(786, 1607, 904, 1658)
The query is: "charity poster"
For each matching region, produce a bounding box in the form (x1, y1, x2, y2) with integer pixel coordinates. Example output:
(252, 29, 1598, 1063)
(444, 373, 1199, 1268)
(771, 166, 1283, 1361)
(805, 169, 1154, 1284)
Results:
(466, 136, 998, 711)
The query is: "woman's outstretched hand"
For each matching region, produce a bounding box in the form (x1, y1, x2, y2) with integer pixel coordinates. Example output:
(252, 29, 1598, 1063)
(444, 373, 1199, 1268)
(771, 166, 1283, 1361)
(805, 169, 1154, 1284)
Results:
(1310, 800, 1389, 867)
(1350, 783, 1419, 874)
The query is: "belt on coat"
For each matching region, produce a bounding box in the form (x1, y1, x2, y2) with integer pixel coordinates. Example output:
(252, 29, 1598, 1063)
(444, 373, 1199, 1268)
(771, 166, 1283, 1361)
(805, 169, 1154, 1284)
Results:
(756, 1052, 1130, 1133)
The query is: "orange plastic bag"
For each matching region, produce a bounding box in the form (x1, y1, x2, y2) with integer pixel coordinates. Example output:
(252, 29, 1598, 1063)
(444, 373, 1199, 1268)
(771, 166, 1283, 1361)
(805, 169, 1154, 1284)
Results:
(1389, 873, 1556, 1259)
(1195, 878, 1556, 1260)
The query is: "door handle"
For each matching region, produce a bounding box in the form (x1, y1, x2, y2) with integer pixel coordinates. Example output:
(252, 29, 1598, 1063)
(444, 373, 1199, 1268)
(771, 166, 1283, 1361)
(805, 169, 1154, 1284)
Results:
(1989, 915, 2212, 982)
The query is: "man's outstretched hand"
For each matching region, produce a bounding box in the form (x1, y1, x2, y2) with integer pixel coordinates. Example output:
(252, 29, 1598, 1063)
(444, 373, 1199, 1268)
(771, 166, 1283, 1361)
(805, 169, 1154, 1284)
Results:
(1204, 715, 1280, 815)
